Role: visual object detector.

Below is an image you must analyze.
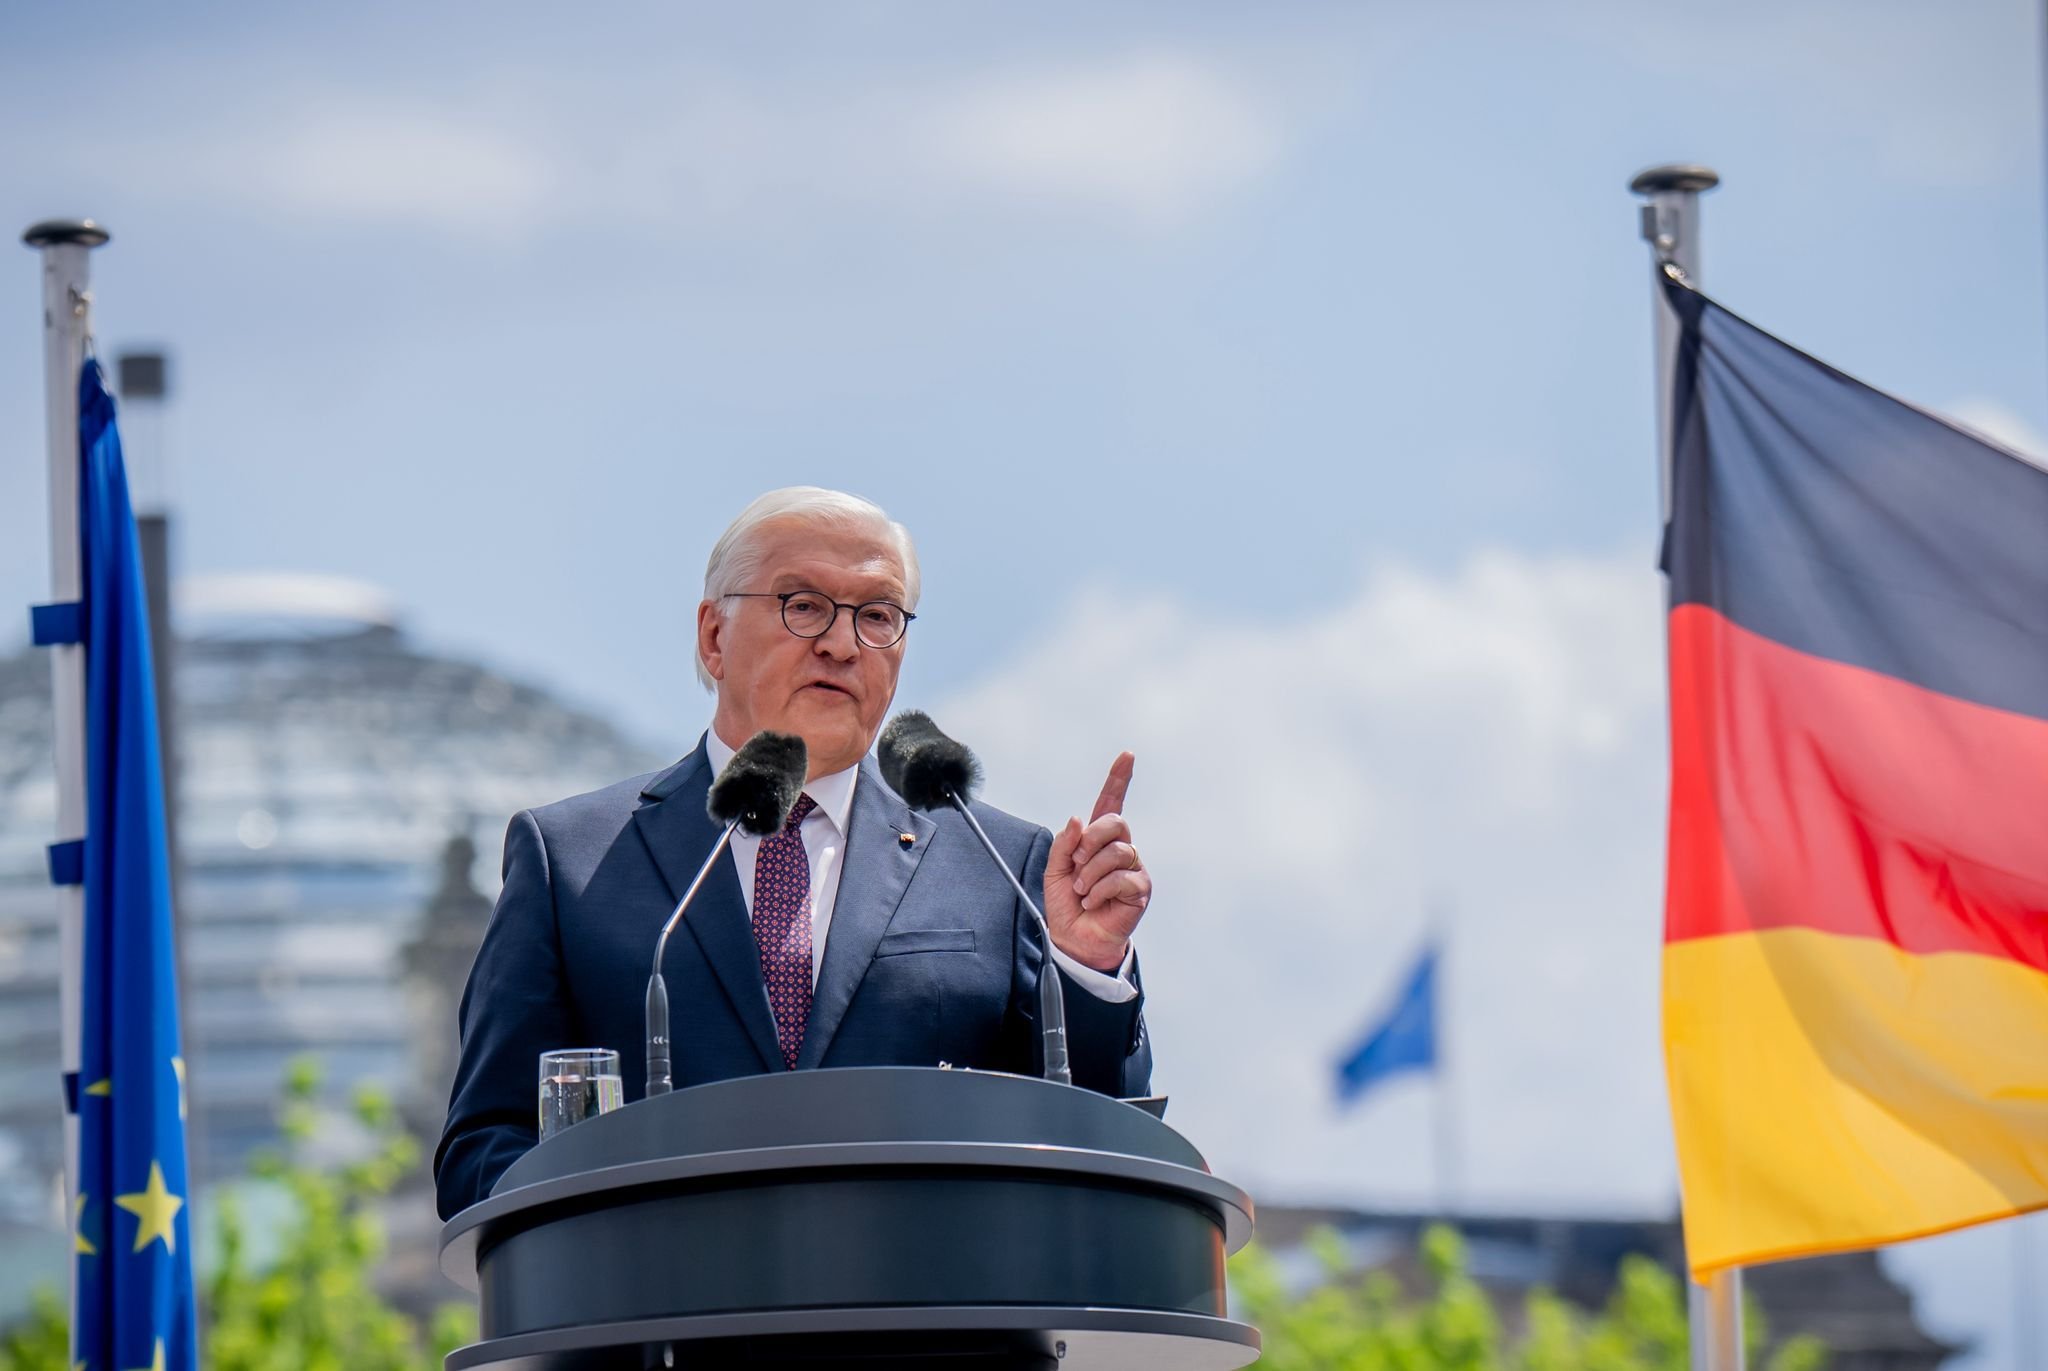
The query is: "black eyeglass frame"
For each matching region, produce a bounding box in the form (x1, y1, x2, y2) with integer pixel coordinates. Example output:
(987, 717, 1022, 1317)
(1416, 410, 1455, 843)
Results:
(723, 590, 917, 649)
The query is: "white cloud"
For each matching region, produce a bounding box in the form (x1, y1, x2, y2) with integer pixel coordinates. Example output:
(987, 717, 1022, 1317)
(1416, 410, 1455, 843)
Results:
(252, 107, 560, 232)
(928, 53, 1281, 223)
(933, 545, 1676, 1212)
(11, 89, 562, 247)
(28, 52, 1291, 240)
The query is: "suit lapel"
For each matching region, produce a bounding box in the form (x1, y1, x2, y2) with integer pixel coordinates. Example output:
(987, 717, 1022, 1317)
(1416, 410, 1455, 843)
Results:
(797, 758, 933, 1069)
(630, 741, 781, 1072)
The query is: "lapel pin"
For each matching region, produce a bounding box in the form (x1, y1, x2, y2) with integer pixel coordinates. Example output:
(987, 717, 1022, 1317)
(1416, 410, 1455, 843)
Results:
(898, 832, 916, 848)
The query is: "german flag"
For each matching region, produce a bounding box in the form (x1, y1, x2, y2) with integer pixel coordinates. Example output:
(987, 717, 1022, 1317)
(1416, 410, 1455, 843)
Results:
(1659, 270, 2048, 1276)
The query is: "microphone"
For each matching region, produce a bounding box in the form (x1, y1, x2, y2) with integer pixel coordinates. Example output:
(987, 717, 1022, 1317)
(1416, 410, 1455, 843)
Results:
(878, 711, 1073, 1088)
(645, 731, 808, 1098)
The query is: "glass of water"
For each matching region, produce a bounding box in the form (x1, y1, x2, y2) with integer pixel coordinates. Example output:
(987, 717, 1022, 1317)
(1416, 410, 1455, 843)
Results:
(538, 1048, 623, 1141)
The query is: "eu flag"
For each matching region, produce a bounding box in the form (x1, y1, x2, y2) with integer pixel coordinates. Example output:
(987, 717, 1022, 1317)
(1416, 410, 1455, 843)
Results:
(72, 359, 197, 1371)
(1334, 943, 1437, 1105)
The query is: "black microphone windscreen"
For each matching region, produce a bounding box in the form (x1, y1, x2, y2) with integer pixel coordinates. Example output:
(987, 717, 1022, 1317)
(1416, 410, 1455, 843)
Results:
(707, 732, 808, 835)
(878, 711, 982, 811)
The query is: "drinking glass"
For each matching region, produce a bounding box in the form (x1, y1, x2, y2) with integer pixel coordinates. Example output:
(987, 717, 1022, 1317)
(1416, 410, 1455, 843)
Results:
(538, 1048, 623, 1141)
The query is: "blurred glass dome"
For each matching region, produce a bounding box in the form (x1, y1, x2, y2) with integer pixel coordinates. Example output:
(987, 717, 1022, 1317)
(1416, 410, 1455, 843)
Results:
(0, 573, 666, 1215)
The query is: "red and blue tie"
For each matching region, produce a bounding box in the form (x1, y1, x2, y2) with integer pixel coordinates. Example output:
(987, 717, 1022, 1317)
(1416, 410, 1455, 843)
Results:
(753, 793, 817, 1070)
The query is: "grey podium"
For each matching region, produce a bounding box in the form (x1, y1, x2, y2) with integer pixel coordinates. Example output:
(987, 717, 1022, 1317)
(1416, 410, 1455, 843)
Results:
(439, 1066, 1258, 1370)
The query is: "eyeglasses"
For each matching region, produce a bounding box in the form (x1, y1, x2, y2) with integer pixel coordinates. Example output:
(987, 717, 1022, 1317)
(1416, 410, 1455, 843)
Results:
(724, 590, 916, 649)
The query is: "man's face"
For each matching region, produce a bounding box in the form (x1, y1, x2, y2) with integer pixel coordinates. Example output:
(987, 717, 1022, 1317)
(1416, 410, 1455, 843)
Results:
(697, 517, 910, 779)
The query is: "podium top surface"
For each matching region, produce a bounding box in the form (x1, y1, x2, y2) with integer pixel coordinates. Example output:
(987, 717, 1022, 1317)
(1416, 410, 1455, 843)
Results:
(497, 1066, 1206, 1193)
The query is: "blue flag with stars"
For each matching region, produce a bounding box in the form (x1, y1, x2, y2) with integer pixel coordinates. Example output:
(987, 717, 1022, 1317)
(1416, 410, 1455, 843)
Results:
(1334, 942, 1438, 1105)
(72, 359, 197, 1371)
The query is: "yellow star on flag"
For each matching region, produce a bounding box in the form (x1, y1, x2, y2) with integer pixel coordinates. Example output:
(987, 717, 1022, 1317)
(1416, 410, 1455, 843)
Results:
(124, 1338, 164, 1371)
(84, 1078, 111, 1097)
(114, 1162, 183, 1255)
(74, 1192, 96, 1256)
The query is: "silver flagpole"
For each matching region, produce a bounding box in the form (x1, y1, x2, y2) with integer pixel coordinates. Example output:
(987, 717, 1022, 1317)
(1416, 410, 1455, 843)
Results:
(1628, 166, 1744, 1371)
(22, 217, 109, 1288)
(1632, 166, 1717, 522)
(1429, 901, 1459, 1217)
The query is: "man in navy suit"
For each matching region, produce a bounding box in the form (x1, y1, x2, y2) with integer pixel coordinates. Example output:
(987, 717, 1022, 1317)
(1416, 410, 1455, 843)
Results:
(435, 487, 1154, 1218)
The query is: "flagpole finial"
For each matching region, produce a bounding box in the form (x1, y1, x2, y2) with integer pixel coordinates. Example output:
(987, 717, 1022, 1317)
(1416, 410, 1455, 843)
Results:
(22, 219, 111, 249)
(1631, 165, 1719, 277)
(1629, 165, 1720, 196)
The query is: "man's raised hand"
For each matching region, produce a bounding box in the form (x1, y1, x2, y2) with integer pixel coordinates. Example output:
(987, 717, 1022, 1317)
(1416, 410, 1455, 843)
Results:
(1042, 752, 1149, 973)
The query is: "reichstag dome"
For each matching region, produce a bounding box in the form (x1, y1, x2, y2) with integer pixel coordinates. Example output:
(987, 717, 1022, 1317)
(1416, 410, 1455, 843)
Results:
(0, 573, 662, 1237)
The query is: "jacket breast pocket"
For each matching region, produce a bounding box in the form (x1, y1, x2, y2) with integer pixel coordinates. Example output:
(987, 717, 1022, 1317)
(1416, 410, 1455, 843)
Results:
(875, 928, 977, 957)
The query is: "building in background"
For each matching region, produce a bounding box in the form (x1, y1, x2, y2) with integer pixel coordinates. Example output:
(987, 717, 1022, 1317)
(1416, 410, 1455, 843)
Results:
(1254, 1204, 1962, 1370)
(0, 574, 663, 1315)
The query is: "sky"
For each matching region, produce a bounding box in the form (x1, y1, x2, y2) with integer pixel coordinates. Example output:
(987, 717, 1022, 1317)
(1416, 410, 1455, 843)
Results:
(4, 1, 2045, 1364)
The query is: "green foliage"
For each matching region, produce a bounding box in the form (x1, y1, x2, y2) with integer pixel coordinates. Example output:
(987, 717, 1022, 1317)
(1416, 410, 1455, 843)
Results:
(0, 1059, 477, 1371)
(0, 1291, 66, 1371)
(1231, 1224, 1829, 1371)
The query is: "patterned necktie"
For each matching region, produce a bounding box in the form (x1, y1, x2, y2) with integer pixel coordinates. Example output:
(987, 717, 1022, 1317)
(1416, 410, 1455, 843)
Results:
(752, 793, 817, 1070)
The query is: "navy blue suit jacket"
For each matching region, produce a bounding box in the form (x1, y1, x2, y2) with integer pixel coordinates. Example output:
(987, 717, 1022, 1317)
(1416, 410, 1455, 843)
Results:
(434, 739, 1152, 1218)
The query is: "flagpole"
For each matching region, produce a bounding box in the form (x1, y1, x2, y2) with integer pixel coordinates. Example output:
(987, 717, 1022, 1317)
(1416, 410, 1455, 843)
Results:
(1430, 903, 1458, 1216)
(23, 216, 108, 1303)
(1629, 166, 1743, 1371)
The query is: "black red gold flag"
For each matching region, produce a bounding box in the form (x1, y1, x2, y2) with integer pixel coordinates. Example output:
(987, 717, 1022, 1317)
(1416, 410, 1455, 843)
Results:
(1660, 273, 2048, 1274)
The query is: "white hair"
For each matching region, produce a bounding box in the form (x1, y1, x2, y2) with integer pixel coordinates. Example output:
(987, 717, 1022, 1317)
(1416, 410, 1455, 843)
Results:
(695, 486, 921, 690)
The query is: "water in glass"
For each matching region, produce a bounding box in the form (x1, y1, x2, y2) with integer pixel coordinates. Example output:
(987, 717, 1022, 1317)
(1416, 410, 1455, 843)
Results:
(537, 1048, 622, 1140)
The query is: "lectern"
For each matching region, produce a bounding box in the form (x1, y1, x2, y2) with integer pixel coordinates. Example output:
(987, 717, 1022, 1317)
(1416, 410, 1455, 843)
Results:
(439, 1066, 1257, 1370)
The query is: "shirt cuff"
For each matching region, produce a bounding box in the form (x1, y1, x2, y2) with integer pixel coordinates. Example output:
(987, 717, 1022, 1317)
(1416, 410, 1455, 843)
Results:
(1049, 942, 1138, 1004)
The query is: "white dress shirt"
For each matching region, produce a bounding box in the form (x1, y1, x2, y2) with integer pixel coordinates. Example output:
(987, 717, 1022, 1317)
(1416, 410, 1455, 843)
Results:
(706, 729, 1136, 1002)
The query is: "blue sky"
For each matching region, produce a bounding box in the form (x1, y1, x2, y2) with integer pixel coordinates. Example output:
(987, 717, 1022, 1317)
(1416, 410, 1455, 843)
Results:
(4, 2, 2045, 1365)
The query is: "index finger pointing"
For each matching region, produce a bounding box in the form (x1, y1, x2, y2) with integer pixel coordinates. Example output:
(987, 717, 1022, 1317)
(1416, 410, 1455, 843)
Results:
(1091, 752, 1136, 822)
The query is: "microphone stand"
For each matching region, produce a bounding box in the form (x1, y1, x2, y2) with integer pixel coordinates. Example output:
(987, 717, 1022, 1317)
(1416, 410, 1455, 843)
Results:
(944, 794, 1073, 1088)
(645, 819, 742, 1097)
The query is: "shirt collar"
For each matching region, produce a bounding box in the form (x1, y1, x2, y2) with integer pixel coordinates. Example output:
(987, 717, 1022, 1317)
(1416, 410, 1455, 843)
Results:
(703, 727, 859, 836)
